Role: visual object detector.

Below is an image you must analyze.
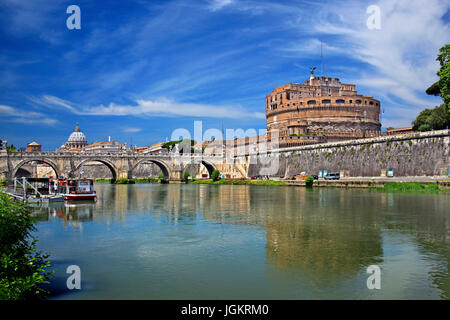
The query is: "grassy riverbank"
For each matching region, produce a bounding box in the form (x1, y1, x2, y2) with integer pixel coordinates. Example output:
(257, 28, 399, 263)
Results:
(191, 179, 286, 186)
(95, 178, 161, 184)
(369, 182, 446, 193)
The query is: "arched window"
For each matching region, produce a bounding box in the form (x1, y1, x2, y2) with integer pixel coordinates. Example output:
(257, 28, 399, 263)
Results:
(355, 100, 362, 104)
(322, 99, 331, 104)
(336, 99, 345, 103)
(307, 100, 316, 105)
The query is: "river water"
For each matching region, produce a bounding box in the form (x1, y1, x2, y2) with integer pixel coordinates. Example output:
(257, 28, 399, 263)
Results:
(32, 183, 450, 299)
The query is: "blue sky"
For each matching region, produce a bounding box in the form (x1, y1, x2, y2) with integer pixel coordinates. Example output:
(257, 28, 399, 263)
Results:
(0, 0, 449, 151)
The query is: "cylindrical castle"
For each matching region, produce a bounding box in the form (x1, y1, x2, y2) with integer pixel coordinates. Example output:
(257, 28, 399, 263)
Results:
(266, 75, 381, 147)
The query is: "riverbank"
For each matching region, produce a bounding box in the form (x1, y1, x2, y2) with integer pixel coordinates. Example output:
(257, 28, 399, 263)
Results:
(95, 178, 161, 184)
(191, 179, 286, 186)
(93, 177, 450, 191)
(285, 178, 449, 191)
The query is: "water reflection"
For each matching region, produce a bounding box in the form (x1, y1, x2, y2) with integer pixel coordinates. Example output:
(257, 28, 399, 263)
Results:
(33, 184, 450, 299)
(34, 201, 95, 231)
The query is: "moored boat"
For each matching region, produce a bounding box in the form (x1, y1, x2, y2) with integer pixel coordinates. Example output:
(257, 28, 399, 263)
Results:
(63, 179, 97, 201)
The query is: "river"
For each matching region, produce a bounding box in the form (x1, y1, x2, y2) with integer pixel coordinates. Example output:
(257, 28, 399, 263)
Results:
(32, 183, 450, 299)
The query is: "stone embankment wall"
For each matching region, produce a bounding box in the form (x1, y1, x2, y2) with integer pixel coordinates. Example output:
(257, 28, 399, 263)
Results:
(247, 130, 449, 178)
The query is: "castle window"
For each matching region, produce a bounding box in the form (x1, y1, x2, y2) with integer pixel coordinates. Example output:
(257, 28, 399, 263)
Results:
(369, 101, 373, 105)
(355, 100, 362, 104)
(349, 100, 353, 103)
(336, 99, 345, 103)
(307, 100, 316, 105)
(322, 99, 331, 104)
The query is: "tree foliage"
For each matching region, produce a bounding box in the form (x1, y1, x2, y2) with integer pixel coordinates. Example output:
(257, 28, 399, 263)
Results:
(211, 169, 220, 182)
(6, 145, 17, 153)
(0, 191, 53, 299)
(426, 44, 450, 113)
(305, 176, 314, 187)
(412, 104, 450, 131)
(162, 139, 196, 154)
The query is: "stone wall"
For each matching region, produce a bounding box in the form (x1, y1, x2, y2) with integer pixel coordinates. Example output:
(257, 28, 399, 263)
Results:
(246, 130, 450, 178)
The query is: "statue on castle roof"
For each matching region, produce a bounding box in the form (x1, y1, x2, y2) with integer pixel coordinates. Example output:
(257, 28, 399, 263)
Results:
(309, 67, 316, 75)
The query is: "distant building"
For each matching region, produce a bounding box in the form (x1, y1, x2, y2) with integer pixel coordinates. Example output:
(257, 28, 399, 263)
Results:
(133, 146, 151, 153)
(83, 138, 126, 153)
(143, 142, 168, 155)
(59, 123, 88, 152)
(383, 127, 416, 136)
(26, 141, 41, 152)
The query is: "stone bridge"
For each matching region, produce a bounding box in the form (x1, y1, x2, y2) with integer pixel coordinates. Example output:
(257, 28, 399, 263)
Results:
(1, 129, 449, 182)
(0, 152, 247, 182)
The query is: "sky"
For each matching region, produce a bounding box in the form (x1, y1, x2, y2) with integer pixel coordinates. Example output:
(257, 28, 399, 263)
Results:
(0, 0, 449, 151)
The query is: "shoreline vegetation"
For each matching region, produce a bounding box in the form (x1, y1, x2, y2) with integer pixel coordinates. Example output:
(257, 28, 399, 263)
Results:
(369, 182, 447, 193)
(93, 177, 448, 192)
(191, 179, 286, 186)
(0, 190, 53, 299)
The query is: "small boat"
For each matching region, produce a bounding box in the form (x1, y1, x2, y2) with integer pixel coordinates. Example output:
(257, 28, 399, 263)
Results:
(63, 179, 97, 201)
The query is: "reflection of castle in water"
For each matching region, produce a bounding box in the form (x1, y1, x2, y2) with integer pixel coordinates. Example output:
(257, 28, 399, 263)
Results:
(93, 184, 385, 285)
(32, 184, 450, 296)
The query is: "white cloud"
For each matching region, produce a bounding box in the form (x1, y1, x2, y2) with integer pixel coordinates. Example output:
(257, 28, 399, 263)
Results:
(123, 127, 142, 133)
(0, 104, 58, 125)
(208, 0, 234, 12)
(311, 0, 449, 105)
(34, 95, 265, 119)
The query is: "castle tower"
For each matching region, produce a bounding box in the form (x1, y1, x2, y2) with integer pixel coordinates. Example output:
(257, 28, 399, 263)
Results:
(266, 75, 381, 148)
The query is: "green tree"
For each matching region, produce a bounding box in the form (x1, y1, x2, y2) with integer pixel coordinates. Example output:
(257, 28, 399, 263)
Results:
(305, 176, 314, 187)
(412, 104, 450, 131)
(0, 191, 53, 299)
(211, 169, 220, 182)
(6, 145, 17, 153)
(426, 44, 450, 113)
(162, 139, 196, 154)
(183, 171, 190, 183)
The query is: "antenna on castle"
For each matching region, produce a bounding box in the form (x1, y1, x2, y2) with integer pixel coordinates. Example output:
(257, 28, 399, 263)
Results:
(320, 41, 323, 79)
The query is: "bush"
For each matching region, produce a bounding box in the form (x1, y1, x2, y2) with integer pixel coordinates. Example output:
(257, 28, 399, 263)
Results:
(115, 177, 129, 184)
(305, 176, 314, 187)
(183, 171, 190, 182)
(158, 173, 165, 180)
(0, 191, 53, 299)
(134, 177, 159, 184)
(0, 178, 7, 186)
(211, 170, 220, 182)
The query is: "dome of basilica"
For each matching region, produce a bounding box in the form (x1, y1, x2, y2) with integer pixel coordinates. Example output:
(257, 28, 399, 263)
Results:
(68, 125, 87, 143)
(61, 123, 88, 151)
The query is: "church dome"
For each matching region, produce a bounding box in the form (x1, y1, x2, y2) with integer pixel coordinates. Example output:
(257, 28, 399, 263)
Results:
(61, 123, 88, 151)
(67, 124, 87, 143)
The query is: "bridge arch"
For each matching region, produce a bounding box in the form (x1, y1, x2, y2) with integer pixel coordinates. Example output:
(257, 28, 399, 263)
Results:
(10, 158, 60, 180)
(74, 159, 118, 182)
(130, 159, 171, 179)
(200, 160, 217, 177)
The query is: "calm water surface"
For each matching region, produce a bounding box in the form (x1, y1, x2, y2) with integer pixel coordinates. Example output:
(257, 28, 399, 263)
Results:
(32, 183, 450, 299)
